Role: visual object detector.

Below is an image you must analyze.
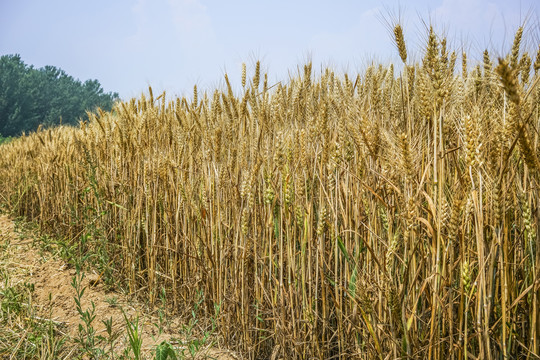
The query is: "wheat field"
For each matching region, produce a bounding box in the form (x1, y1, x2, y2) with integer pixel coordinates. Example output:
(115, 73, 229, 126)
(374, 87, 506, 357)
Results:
(0, 26, 539, 359)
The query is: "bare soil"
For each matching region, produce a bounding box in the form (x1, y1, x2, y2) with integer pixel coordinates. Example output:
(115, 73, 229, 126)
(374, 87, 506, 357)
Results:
(0, 214, 238, 359)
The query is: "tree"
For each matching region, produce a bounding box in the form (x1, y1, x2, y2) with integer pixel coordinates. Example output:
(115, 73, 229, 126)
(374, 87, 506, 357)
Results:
(0, 54, 119, 137)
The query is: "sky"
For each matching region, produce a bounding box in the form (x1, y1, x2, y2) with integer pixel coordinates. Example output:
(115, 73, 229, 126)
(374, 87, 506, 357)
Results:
(1, 0, 539, 100)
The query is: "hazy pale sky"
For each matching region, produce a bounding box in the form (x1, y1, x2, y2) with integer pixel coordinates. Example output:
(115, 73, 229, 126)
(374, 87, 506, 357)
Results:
(1, 0, 538, 99)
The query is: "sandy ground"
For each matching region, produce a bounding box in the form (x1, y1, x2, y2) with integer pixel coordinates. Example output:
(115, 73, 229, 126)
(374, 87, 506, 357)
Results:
(0, 214, 239, 359)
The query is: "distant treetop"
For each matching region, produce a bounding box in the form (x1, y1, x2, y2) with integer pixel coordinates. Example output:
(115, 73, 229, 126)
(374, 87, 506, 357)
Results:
(0, 54, 119, 137)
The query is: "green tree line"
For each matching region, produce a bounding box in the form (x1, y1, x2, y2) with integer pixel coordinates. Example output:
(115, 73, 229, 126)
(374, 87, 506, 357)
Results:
(0, 54, 119, 137)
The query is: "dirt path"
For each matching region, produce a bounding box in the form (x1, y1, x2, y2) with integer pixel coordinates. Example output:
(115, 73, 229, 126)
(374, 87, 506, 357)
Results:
(0, 214, 238, 359)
